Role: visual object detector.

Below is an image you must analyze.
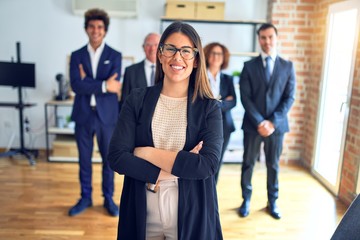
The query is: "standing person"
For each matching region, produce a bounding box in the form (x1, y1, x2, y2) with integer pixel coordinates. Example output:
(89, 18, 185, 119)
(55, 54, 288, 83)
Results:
(204, 42, 236, 184)
(68, 8, 121, 217)
(238, 23, 296, 219)
(119, 32, 161, 110)
(108, 21, 223, 239)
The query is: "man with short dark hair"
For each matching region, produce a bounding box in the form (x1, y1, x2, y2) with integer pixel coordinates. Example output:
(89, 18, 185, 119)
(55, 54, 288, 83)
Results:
(238, 23, 296, 219)
(68, 8, 121, 217)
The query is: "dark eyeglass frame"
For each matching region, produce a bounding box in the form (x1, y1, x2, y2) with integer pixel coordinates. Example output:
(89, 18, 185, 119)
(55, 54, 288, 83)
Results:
(160, 44, 198, 60)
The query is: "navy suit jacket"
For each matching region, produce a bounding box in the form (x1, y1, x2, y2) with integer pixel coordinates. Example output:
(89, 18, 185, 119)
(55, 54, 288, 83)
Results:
(108, 83, 224, 240)
(240, 55, 296, 134)
(119, 60, 147, 110)
(70, 44, 121, 125)
(219, 73, 236, 134)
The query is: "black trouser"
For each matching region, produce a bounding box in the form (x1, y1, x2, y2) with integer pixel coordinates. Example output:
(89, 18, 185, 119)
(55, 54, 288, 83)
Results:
(241, 132, 284, 203)
(214, 130, 232, 183)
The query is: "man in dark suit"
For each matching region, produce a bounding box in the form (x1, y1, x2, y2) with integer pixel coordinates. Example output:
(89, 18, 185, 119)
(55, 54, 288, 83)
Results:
(119, 32, 160, 110)
(68, 8, 121, 217)
(238, 23, 296, 219)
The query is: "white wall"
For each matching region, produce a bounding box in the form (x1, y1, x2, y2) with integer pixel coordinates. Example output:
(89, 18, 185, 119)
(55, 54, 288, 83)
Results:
(0, 0, 266, 149)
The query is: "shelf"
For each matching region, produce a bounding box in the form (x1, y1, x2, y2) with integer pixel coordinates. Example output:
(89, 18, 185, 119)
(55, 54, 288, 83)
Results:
(48, 127, 74, 134)
(46, 99, 74, 106)
(160, 17, 266, 25)
(48, 156, 101, 163)
(231, 52, 260, 57)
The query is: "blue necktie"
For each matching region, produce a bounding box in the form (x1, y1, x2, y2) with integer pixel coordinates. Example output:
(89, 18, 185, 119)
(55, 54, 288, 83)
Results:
(150, 65, 155, 86)
(265, 56, 271, 83)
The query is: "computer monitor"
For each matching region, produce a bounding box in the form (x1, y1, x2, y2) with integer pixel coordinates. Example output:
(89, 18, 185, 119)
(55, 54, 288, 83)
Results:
(0, 61, 35, 88)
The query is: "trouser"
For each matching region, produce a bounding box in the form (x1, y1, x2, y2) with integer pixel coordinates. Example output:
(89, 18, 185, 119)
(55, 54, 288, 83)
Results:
(215, 129, 232, 183)
(146, 179, 179, 240)
(241, 132, 284, 203)
(75, 109, 115, 200)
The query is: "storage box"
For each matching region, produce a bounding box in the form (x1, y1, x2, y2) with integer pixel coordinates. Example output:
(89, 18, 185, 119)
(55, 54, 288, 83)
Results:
(165, 1, 196, 19)
(52, 135, 100, 159)
(196, 1, 224, 20)
(52, 136, 78, 158)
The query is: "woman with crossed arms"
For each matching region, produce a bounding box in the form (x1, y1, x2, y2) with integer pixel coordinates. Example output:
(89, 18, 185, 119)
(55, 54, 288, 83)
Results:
(108, 21, 223, 239)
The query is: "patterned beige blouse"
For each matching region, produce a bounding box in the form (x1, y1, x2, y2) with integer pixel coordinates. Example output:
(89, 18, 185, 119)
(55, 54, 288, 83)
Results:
(152, 93, 188, 160)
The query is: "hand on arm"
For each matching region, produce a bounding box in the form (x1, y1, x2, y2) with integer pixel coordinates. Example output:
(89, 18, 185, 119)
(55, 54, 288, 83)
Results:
(79, 64, 86, 80)
(106, 73, 121, 94)
(257, 120, 275, 137)
(224, 96, 234, 101)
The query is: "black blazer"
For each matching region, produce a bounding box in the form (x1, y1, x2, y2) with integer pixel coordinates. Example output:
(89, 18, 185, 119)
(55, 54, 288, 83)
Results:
(240, 55, 296, 134)
(119, 60, 147, 109)
(70, 44, 121, 125)
(108, 83, 224, 240)
(219, 73, 236, 134)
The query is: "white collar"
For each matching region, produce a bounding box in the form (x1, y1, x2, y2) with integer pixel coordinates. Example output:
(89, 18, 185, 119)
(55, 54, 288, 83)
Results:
(260, 50, 277, 61)
(87, 41, 105, 54)
(144, 58, 156, 68)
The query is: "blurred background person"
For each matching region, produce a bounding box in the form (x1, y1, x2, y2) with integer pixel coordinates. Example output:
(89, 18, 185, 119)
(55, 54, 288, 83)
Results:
(68, 8, 121, 217)
(204, 42, 236, 184)
(238, 23, 296, 219)
(119, 32, 160, 111)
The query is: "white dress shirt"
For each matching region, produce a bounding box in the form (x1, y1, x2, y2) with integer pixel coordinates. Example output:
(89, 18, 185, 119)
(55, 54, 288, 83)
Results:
(87, 42, 106, 106)
(207, 69, 221, 99)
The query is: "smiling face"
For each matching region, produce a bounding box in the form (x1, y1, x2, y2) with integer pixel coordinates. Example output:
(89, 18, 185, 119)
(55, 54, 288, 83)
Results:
(143, 33, 160, 64)
(86, 20, 106, 49)
(258, 27, 277, 55)
(158, 32, 197, 85)
(207, 45, 224, 70)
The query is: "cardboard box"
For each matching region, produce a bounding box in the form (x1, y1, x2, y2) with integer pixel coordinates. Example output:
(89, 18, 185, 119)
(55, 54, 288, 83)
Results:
(52, 137, 78, 158)
(52, 135, 100, 159)
(165, 1, 196, 19)
(196, 2, 224, 20)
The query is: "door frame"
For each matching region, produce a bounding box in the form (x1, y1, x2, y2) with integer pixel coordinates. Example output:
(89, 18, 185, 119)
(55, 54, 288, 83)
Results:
(311, 0, 360, 195)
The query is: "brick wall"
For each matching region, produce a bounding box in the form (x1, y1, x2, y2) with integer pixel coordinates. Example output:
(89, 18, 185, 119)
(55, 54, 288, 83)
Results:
(268, 0, 359, 205)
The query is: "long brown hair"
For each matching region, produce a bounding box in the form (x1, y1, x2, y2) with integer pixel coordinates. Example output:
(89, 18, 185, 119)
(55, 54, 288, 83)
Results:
(155, 21, 214, 102)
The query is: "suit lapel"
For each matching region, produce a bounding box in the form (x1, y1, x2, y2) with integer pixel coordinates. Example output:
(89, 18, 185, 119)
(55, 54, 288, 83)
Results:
(97, 44, 109, 79)
(268, 56, 279, 87)
(140, 84, 162, 146)
(140, 61, 147, 87)
(255, 56, 268, 86)
(82, 46, 93, 78)
(219, 73, 225, 99)
(184, 86, 197, 150)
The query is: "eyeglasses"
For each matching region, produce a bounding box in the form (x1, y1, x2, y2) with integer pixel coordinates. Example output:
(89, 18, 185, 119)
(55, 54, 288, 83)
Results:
(160, 44, 198, 60)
